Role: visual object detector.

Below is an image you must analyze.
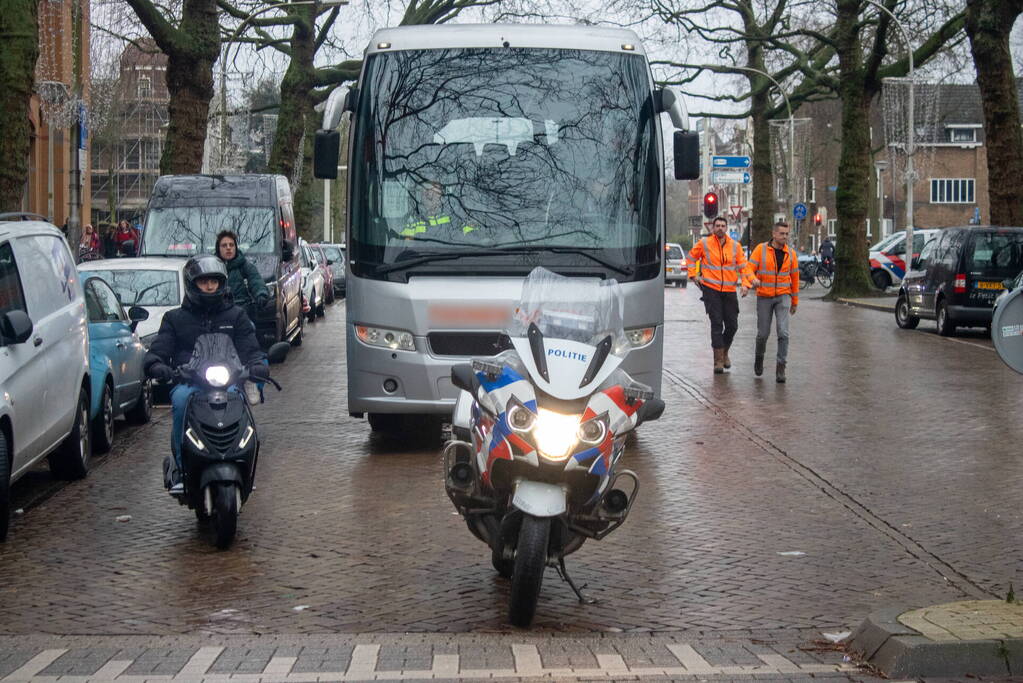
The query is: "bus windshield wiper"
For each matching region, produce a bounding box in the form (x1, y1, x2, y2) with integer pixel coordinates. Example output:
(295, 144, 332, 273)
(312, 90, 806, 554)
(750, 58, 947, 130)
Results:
(375, 247, 632, 277)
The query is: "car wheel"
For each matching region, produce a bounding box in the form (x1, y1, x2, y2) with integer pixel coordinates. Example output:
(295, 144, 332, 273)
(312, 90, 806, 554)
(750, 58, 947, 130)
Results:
(291, 317, 304, 347)
(316, 287, 326, 317)
(871, 269, 891, 291)
(126, 379, 152, 425)
(895, 294, 920, 330)
(49, 388, 91, 480)
(307, 292, 317, 323)
(92, 382, 115, 455)
(936, 299, 956, 336)
(0, 429, 10, 542)
(681, 280, 687, 288)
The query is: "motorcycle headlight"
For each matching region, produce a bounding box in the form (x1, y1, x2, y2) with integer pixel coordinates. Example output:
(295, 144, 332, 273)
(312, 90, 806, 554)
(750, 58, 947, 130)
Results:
(506, 400, 536, 433)
(205, 365, 231, 387)
(533, 409, 579, 461)
(577, 414, 608, 445)
(356, 324, 415, 351)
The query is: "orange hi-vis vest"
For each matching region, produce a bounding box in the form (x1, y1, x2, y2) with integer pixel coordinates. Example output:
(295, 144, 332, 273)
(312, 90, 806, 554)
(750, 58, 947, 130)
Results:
(687, 235, 753, 293)
(749, 241, 800, 304)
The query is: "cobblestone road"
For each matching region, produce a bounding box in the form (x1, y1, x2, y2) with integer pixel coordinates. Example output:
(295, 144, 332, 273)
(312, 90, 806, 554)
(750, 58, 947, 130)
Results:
(0, 289, 1017, 680)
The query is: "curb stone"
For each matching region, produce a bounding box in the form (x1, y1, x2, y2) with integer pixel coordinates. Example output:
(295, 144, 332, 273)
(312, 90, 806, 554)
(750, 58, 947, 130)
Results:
(836, 297, 896, 313)
(848, 606, 1023, 677)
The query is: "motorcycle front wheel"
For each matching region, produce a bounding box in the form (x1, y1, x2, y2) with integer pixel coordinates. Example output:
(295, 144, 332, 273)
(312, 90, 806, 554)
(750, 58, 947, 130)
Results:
(211, 483, 239, 549)
(508, 515, 550, 627)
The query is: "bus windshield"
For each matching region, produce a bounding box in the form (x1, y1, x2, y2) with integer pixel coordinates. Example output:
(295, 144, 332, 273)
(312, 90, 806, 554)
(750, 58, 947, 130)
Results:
(350, 47, 660, 280)
(143, 206, 276, 256)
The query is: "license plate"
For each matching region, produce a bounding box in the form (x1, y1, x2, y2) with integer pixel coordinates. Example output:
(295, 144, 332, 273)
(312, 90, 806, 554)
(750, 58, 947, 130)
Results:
(977, 281, 1004, 290)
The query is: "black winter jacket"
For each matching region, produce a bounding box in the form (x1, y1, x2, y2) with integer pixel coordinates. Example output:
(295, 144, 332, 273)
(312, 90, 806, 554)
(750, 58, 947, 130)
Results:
(144, 297, 266, 373)
(224, 251, 269, 308)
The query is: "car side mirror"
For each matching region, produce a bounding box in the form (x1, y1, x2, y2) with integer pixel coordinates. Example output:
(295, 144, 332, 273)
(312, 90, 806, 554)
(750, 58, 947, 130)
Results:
(128, 305, 149, 332)
(267, 341, 291, 365)
(451, 363, 477, 394)
(635, 398, 665, 427)
(0, 309, 33, 345)
(1004, 278, 1015, 290)
(282, 239, 295, 262)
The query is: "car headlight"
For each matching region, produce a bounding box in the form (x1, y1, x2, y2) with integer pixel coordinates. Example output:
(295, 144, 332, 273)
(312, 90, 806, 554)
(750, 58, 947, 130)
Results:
(626, 327, 656, 348)
(205, 365, 231, 387)
(533, 408, 579, 460)
(356, 324, 415, 351)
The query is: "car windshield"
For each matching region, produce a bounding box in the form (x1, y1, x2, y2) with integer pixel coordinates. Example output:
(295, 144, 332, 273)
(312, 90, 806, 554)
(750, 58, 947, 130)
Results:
(666, 246, 683, 260)
(143, 206, 276, 256)
(350, 47, 660, 280)
(84, 269, 180, 307)
(968, 231, 1023, 278)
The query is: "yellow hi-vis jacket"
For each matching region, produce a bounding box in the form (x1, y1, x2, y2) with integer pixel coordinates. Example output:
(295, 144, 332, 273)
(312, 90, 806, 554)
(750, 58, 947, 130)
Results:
(401, 214, 476, 238)
(748, 241, 800, 304)
(687, 235, 753, 293)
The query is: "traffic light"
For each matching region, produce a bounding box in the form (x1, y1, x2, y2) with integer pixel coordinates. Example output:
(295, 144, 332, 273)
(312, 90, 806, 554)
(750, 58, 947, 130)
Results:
(703, 192, 719, 218)
(814, 212, 822, 226)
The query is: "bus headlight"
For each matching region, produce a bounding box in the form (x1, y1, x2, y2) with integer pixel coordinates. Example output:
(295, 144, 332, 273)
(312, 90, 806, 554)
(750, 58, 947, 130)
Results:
(625, 326, 656, 348)
(356, 324, 416, 351)
(533, 409, 578, 460)
(205, 365, 231, 387)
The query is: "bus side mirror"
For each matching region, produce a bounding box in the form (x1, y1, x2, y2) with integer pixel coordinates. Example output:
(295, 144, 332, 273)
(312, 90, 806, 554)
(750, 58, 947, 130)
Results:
(314, 130, 341, 179)
(673, 131, 700, 180)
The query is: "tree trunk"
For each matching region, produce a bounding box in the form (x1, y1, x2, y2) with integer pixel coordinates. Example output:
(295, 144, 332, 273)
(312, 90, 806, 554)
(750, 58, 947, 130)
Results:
(828, 0, 875, 299)
(162, 50, 215, 174)
(965, 0, 1023, 226)
(292, 112, 320, 241)
(0, 0, 40, 212)
(750, 98, 774, 246)
(268, 6, 316, 185)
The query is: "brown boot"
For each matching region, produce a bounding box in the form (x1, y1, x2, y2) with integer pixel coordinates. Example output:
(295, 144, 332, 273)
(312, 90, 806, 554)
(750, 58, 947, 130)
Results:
(776, 362, 786, 383)
(713, 348, 724, 374)
(723, 345, 732, 369)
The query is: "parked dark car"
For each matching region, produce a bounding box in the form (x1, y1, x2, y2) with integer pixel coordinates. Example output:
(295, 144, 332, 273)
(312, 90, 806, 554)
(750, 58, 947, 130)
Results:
(316, 242, 346, 297)
(140, 174, 304, 348)
(896, 226, 1023, 336)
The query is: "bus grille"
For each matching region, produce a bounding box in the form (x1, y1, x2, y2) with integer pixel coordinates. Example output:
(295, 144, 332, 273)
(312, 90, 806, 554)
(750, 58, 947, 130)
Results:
(428, 332, 513, 357)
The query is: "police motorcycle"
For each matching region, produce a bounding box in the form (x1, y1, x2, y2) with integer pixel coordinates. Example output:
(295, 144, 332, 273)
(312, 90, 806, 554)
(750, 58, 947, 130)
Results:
(168, 333, 290, 548)
(444, 268, 665, 627)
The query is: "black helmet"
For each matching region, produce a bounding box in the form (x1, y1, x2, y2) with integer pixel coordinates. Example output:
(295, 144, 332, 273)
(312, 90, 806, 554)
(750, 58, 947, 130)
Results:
(183, 254, 229, 311)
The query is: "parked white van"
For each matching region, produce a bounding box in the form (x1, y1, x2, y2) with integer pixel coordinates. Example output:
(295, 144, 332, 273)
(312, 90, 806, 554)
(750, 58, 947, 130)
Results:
(0, 217, 91, 542)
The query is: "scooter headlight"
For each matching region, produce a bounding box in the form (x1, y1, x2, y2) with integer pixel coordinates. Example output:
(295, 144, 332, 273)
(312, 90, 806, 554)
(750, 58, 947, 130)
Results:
(238, 425, 255, 449)
(205, 365, 231, 388)
(185, 427, 206, 451)
(577, 414, 608, 445)
(533, 409, 579, 461)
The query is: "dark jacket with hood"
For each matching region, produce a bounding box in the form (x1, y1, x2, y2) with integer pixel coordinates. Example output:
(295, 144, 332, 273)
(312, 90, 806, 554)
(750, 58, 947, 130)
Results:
(144, 296, 266, 373)
(223, 250, 269, 308)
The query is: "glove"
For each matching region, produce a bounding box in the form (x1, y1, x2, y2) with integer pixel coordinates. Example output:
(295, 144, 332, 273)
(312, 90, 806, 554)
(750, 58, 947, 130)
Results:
(249, 363, 270, 381)
(149, 363, 174, 382)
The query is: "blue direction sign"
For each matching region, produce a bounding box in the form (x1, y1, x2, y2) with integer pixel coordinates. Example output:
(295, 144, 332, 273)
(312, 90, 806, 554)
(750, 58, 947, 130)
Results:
(712, 155, 751, 169)
(793, 202, 808, 220)
(710, 170, 751, 185)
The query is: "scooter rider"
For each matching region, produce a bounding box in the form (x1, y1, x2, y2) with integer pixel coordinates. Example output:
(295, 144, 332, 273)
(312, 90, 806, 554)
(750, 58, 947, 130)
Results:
(144, 255, 268, 494)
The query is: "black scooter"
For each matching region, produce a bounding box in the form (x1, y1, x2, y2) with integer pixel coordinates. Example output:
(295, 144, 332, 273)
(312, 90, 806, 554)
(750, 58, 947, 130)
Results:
(167, 333, 289, 548)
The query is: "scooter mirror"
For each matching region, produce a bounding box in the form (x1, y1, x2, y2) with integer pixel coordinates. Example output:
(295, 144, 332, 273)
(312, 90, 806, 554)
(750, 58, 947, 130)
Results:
(635, 398, 665, 426)
(451, 363, 476, 394)
(267, 341, 291, 364)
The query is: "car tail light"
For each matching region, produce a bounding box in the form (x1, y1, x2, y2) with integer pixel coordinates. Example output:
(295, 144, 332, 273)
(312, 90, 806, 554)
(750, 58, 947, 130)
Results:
(954, 274, 966, 293)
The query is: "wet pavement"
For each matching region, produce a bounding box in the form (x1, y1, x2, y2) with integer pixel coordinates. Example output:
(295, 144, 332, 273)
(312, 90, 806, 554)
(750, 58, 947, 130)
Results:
(0, 289, 1018, 680)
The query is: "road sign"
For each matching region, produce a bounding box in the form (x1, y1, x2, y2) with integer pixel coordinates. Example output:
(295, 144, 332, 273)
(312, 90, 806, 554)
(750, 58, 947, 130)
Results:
(793, 203, 808, 220)
(730, 205, 743, 220)
(712, 155, 751, 169)
(729, 229, 740, 240)
(711, 170, 751, 184)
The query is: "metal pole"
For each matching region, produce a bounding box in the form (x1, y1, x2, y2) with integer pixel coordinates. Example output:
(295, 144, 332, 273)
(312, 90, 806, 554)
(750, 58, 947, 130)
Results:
(323, 178, 330, 242)
(47, 125, 54, 222)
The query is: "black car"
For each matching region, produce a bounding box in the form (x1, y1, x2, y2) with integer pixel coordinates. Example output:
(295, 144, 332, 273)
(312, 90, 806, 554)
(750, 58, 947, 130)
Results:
(141, 175, 304, 348)
(896, 226, 1023, 336)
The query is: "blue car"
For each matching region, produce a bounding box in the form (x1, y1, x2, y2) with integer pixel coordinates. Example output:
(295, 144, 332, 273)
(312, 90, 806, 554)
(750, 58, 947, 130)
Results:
(81, 273, 152, 453)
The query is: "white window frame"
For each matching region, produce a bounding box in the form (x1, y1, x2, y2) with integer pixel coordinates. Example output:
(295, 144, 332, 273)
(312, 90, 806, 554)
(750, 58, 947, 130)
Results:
(929, 178, 976, 204)
(827, 218, 837, 237)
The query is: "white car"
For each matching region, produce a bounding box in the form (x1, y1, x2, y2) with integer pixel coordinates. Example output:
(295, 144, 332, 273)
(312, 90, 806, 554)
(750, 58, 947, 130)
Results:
(869, 229, 939, 291)
(664, 242, 688, 287)
(77, 257, 188, 348)
(298, 239, 326, 322)
(0, 218, 92, 542)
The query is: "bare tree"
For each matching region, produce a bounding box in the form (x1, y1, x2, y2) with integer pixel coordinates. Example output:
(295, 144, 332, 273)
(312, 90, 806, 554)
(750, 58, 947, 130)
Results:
(0, 0, 40, 212)
(965, 0, 1023, 226)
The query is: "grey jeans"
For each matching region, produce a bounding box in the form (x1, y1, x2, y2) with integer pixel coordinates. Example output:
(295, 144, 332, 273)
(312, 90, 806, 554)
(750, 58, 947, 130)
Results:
(756, 294, 791, 363)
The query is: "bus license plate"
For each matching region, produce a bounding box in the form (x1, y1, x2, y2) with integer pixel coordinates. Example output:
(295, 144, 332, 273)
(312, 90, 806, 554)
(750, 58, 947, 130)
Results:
(977, 281, 1004, 290)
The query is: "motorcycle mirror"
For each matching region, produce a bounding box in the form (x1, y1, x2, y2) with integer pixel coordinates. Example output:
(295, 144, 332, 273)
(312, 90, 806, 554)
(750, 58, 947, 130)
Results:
(635, 398, 665, 426)
(267, 341, 291, 364)
(450, 363, 477, 394)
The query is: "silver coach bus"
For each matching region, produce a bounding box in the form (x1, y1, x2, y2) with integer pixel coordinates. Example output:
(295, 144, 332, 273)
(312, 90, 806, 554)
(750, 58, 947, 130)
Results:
(314, 24, 699, 435)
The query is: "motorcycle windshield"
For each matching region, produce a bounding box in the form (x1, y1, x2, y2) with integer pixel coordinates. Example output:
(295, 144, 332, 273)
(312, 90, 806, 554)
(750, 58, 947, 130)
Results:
(183, 333, 245, 376)
(511, 267, 628, 356)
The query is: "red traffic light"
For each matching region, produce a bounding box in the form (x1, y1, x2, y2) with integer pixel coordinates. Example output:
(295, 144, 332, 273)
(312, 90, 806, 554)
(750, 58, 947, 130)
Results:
(813, 212, 822, 225)
(703, 192, 719, 218)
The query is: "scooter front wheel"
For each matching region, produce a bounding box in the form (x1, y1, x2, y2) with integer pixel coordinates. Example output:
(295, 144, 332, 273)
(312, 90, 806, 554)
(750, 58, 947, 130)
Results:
(508, 515, 550, 627)
(210, 483, 239, 549)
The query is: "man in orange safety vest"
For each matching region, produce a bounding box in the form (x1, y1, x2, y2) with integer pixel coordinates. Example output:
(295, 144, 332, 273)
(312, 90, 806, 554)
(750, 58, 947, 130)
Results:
(688, 216, 758, 374)
(747, 220, 799, 383)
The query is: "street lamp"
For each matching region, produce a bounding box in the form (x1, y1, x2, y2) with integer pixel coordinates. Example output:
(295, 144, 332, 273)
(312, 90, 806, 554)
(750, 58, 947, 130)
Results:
(732, 66, 794, 236)
(218, 0, 348, 170)
(863, 0, 915, 268)
(875, 158, 889, 238)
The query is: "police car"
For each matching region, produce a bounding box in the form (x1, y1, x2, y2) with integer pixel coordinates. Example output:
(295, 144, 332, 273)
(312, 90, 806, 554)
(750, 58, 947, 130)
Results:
(869, 229, 939, 291)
